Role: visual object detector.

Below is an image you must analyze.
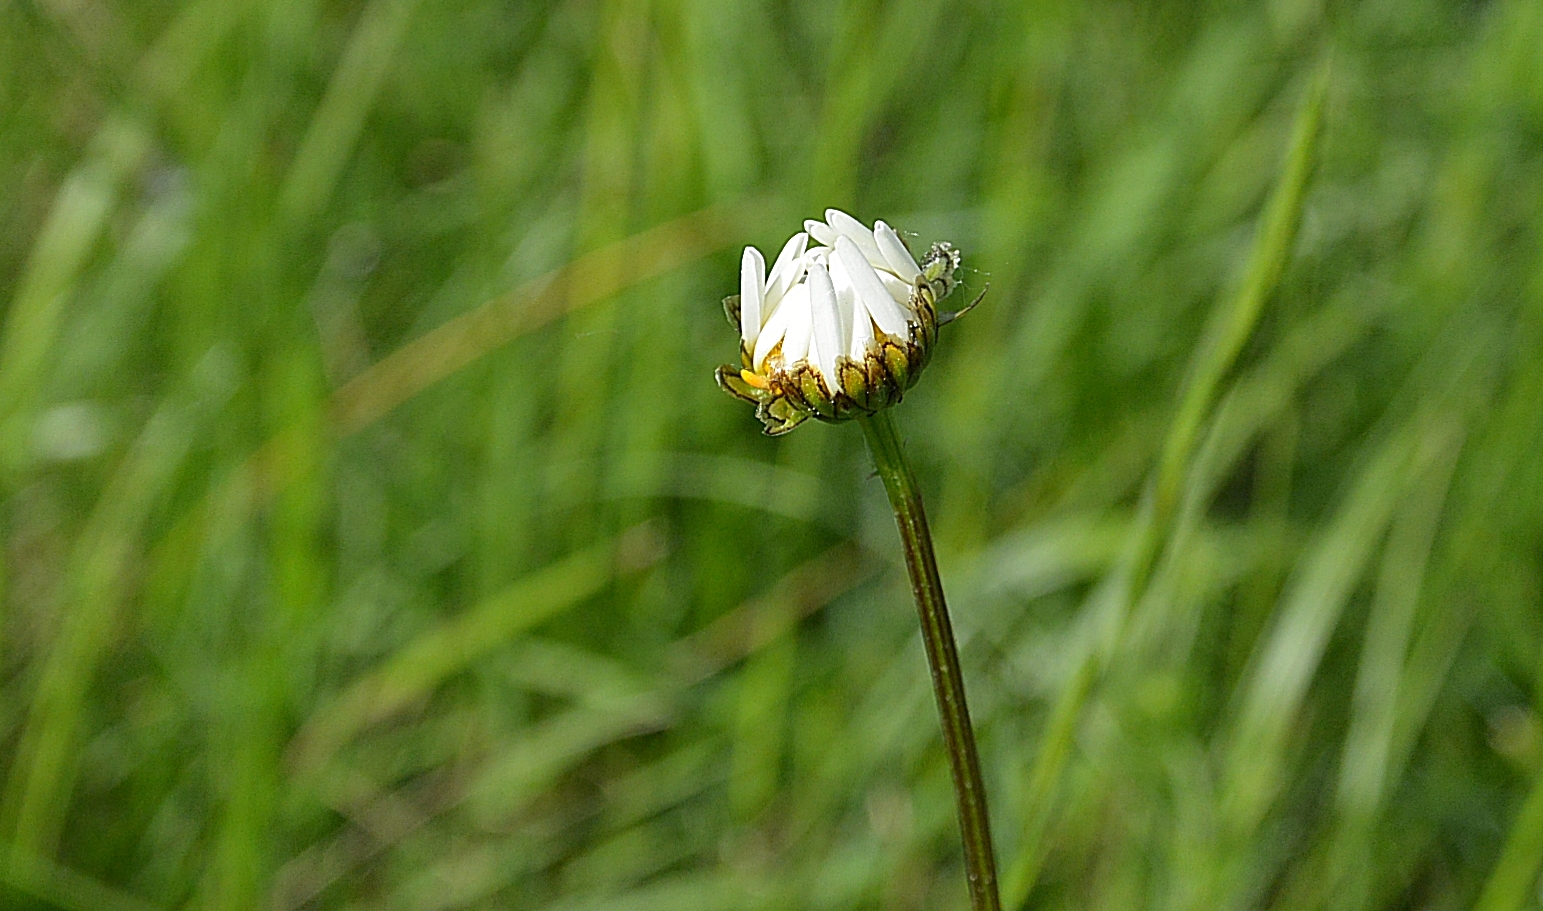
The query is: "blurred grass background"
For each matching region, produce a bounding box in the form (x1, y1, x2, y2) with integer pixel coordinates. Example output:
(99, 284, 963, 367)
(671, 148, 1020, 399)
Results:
(2, 0, 1543, 909)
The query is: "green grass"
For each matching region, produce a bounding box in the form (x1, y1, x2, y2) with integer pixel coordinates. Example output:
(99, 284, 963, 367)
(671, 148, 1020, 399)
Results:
(2, 1, 1543, 909)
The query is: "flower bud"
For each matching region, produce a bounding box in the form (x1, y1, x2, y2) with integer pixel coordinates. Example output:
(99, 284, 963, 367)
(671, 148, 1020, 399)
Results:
(716, 210, 978, 435)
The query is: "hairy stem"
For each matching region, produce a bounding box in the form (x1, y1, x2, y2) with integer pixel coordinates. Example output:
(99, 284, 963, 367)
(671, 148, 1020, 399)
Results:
(858, 410, 1001, 911)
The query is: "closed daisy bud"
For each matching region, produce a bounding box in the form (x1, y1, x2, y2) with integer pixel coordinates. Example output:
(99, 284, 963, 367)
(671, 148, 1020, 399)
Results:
(716, 210, 981, 435)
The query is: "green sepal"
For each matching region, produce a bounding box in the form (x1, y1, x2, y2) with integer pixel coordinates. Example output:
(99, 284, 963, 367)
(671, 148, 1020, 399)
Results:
(838, 358, 870, 412)
(882, 341, 911, 392)
(715, 363, 769, 404)
(913, 340, 933, 375)
(866, 352, 896, 409)
(722, 294, 741, 331)
(912, 281, 936, 314)
(796, 367, 837, 418)
(758, 395, 811, 435)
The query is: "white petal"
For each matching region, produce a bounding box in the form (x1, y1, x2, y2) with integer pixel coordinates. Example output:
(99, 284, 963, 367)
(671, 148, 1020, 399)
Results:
(779, 282, 813, 366)
(832, 250, 875, 358)
(753, 282, 795, 369)
(805, 219, 838, 247)
(849, 294, 874, 360)
(874, 220, 921, 283)
(826, 209, 884, 267)
(740, 247, 766, 344)
(834, 236, 910, 337)
(830, 264, 857, 358)
(765, 232, 809, 305)
(878, 270, 914, 306)
(808, 263, 842, 383)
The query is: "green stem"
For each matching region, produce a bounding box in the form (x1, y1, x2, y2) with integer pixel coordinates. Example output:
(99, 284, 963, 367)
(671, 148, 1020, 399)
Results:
(858, 410, 1001, 911)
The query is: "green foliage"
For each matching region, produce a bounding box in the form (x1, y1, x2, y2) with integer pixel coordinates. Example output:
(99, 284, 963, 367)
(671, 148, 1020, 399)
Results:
(1, 1, 1542, 909)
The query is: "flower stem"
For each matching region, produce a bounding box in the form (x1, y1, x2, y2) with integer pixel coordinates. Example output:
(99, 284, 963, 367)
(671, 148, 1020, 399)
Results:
(858, 410, 1001, 911)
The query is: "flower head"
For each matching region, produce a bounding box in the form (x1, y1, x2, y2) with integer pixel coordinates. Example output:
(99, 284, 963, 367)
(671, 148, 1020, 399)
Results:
(716, 209, 976, 435)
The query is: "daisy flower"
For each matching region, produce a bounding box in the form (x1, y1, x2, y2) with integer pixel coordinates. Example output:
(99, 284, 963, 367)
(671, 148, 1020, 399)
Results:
(716, 209, 973, 435)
